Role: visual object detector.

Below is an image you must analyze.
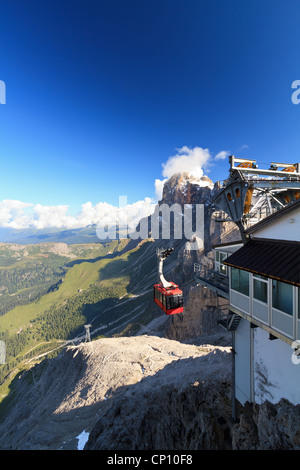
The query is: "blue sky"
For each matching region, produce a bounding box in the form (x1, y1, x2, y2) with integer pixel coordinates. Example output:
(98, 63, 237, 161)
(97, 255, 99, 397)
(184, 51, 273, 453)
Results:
(0, 0, 300, 228)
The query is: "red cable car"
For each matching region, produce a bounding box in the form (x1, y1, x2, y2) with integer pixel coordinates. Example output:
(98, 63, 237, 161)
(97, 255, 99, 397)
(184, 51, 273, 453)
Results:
(153, 248, 184, 315)
(154, 282, 184, 315)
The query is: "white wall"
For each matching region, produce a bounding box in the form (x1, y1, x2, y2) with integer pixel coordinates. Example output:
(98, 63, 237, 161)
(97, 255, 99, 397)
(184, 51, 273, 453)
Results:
(235, 318, 251, 405)
(254, 327, 300, 405)
(253, 206, 300, 241)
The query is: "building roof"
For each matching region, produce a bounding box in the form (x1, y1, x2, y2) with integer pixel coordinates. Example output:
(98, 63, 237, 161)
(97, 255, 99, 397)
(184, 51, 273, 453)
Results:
(224, 239, 300, 286)
(213, 240, 243, 249)
(214, 243, 244, 254)
(246, 199, 300, 235)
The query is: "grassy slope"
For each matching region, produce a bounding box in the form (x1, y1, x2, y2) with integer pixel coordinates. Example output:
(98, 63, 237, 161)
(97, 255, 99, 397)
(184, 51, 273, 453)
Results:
(0, 260, 100, 331)
(0, 240, 129, 329)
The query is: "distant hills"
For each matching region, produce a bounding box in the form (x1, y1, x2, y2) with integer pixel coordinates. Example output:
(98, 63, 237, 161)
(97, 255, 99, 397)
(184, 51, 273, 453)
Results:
(0, 225, 100, 245)
(0, 223, 133, 245)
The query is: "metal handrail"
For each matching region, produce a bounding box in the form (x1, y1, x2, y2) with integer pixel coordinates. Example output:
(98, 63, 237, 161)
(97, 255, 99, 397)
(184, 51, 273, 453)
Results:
(194, 263, 229, 291)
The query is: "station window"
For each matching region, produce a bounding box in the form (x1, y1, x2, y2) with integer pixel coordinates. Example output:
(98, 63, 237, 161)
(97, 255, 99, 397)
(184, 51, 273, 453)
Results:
(272, 279, 293, 316)
(231, 267, 249, 296)
(253, 274, 268, 303)
(215, 251, 228, 276)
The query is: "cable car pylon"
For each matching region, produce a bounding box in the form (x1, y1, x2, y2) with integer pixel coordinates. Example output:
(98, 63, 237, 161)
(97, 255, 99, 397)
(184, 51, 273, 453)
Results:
(84, 324, 92, 342)
(153, 247, 184, 315)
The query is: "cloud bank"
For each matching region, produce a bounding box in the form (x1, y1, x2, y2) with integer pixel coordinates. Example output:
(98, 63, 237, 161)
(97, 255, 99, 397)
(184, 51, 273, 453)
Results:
(0, 198, 156, 231)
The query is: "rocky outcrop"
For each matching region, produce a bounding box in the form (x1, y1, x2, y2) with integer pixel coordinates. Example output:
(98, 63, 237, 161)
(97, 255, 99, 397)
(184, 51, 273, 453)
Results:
(85, 374, 232, 450)
(232, 399, 300, 450)
(164, 283, 230, 344)
(0, 335, 232, 450)
(84, 340, 232, 450)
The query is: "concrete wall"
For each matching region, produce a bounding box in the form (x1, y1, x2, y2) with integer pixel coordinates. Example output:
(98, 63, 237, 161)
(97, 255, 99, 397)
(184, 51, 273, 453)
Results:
(253, 327, 300, 405)
(235, 318, 251, 405)
(235, 319, 300, 406)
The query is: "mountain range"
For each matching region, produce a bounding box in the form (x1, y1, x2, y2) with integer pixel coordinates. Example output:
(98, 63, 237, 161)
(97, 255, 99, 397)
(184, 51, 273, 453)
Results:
(0, 224, 102, 245)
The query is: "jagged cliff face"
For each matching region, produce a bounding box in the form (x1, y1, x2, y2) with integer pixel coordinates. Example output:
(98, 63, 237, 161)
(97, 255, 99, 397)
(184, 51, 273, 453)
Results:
(232, 399, 300, 450)
(164, 281, 230, 343)
(158, 171, 240, 253)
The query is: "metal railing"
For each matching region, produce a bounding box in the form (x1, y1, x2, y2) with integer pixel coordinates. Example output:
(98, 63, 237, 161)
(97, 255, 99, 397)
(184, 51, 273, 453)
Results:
(194, 263, 229, 294)
(217, 312, 241, 331)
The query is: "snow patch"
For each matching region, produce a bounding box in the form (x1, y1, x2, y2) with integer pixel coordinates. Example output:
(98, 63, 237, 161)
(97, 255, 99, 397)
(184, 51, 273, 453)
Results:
(76, 430, 89, 450)
(189, 176, 214, 189)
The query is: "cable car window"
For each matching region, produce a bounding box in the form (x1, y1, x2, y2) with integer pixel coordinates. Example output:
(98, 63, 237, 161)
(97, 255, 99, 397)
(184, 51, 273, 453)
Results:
(166, 294, 183, 310)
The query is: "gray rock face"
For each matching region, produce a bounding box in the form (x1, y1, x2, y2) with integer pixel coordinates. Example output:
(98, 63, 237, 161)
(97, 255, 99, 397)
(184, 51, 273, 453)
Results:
(84, 339, 232, 450)
(232, 399, 300, 450)
(0, 335, 232, 450)
(160, 172, 214, 207)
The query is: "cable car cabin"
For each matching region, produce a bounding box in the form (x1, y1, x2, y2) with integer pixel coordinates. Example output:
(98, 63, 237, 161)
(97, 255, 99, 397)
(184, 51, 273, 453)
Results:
(153, 282, 184, 315)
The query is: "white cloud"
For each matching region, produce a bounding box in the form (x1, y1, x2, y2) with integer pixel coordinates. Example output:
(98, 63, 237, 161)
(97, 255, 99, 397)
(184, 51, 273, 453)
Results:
(162, 146, 212, 179)
(154, 178, 167, 201)
(0, 198, 156, 231)
(33, 204, 74, 229)
(215, 150, 230, 160)
(238, 144, 249, 151)
(0, 200, 34, 229)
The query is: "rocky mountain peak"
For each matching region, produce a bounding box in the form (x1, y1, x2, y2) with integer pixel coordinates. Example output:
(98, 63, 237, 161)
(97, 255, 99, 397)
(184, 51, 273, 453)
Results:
(160, 172, 214, 206)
